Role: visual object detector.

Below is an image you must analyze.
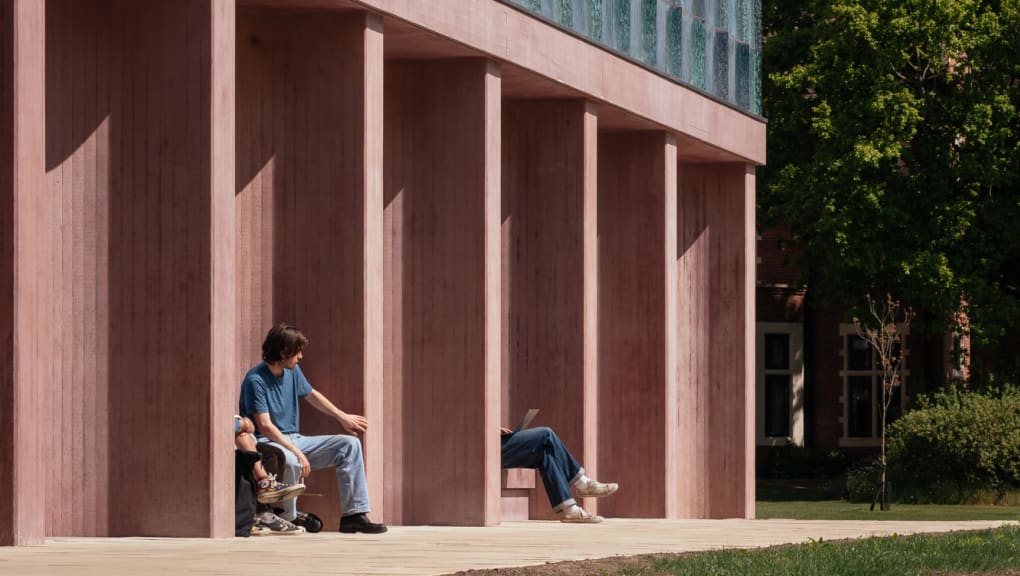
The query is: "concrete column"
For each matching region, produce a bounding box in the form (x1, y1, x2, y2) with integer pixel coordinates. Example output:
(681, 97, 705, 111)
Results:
(209, 0, 237, 538)
(676, 163, 756, 519)
(501, 100, 599, 519)
(0, 0, 46, 546)
(596, 132, 677, 518)
(105, 0, 234, 537)
(43, 0, 112, 537)
(384, 59, 502, 525)
(234, 9, 385, 529)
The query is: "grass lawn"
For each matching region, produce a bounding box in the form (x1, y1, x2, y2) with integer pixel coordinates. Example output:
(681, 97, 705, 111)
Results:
(639, 526, 1020, 576)
(462, 526, 1020, 576)
(757, 499, 1020, 521)
(757, 479, 1020, 521)
(459, 480, 1020, 575)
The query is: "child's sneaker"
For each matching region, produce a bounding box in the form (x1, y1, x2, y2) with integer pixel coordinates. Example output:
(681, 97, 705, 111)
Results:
(255, 512, 305, 535)
(256, 473, 306, 504)
(249, 522, 272, 536)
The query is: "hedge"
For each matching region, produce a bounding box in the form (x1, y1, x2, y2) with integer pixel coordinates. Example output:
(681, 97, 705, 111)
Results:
(887, 386, 1020, 503)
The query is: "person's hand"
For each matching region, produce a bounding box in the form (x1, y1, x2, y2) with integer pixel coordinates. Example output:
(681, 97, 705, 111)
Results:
(339, 412, 368, 435)
(500, 427, 513, 435)
(296, 450, 311, 480)
(239, 417, 255, 435)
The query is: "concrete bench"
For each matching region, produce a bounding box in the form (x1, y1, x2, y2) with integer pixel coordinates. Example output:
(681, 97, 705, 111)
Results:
(500, 468, 536, 521)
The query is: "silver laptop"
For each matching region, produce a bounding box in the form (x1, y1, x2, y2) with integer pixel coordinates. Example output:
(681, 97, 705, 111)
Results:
(512, 408, 540, 433)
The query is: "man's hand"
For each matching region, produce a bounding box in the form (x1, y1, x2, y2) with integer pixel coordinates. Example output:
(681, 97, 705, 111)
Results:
(305, 390, 368, 435)
(295, 449, 311, 479)
(339, 412, 368, 435)
(500, 427, 513, 435)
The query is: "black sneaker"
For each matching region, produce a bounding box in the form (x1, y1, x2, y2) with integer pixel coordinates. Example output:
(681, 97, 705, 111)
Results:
(292, 511, 323, 533)
(339, 513, 387, 534)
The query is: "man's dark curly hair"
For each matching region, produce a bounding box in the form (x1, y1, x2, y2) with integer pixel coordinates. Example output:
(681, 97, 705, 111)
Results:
(261, 323, 308, 363)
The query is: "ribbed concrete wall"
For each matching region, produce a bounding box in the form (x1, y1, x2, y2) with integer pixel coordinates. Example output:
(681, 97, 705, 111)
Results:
(100, 0, 234, 537)
(1, 0, 47, 547)
(596, 132, 675, 518)
(501, 100, 598, 520)
(676, 163, 756, 518)
(2, 0, 761, 542)
(43, 0, 110, 537)
(383, 59, 502, 526)
(3, 0, 235, 541)
(234, 9, 385, 529)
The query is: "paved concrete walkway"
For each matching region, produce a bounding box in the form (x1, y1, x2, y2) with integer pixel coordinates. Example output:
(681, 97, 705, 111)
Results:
(1, 519, 1015, 576)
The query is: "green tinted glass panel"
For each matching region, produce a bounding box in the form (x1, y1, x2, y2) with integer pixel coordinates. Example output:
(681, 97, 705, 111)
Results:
(557, 0, 574, 26)
(736, 42, 750, 109)
(666, 6, 683, 78)
(614, 0, 631, 52)
(713, 30, 729, 99)
(498, 0, 761, 115)
(586, 0, 604, 41)
(641, 0, 657, 66)
(690, 17, 707, 90)
(750, 49, 762, 115)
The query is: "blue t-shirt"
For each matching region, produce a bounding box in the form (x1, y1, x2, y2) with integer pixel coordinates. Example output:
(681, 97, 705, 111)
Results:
(239, 362, 313, 436)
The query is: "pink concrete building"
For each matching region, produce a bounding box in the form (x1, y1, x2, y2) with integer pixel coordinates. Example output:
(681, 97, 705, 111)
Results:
(1, 0, 765, 544)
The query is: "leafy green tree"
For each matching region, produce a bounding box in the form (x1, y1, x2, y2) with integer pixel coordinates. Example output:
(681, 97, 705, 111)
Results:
(760, 0, 1020, 352)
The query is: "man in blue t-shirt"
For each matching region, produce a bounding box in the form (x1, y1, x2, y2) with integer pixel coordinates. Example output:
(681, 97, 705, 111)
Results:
(239, 323, 386, 534)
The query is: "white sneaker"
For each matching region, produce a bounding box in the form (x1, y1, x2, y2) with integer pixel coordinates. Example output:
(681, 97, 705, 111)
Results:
(255, 512, 306, 535)
(574, 477, 618, 498)
(559, 504, 603, 524)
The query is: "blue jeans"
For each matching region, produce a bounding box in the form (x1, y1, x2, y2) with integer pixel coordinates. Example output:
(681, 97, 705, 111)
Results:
(259, 433, 371, 521)
(501, 426, 583, 511)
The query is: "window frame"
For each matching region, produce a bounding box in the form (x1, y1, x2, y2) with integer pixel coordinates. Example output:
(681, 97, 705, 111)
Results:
(838, 323, 910, 447)
(756, 322, 804, 447)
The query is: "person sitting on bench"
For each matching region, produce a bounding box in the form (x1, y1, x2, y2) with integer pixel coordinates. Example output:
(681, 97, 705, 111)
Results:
(501, 424, 618, 523)
(239, 323, 387, 534)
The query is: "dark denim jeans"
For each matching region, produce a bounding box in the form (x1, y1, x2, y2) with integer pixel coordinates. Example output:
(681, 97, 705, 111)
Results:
(501, 426, 582, 510)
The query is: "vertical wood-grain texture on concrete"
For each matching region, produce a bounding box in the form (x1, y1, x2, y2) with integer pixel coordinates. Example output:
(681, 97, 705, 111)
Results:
(5, 0, 234, 540)
(44, 0, 111, 537)
(235, 9, 384, 528)
(0, 0, 46, 546)
(501, 100, 598, 519)
(100, 0, 233, 537)
(209, 0, 237, 538)
(676, 163, 756, 519)
(384, 59, 501, 525)
(596, 132, 675, 518)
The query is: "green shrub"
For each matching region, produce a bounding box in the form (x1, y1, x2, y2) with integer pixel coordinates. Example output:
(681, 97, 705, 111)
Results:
(887, 385, 1020, 503)
(846, 458, 882, 503)
(758, 444, 849, 480)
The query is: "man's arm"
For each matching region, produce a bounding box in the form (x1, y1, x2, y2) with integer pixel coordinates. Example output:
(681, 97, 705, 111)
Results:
(251, 412, 312, 479)
(303, 389, 368, 435)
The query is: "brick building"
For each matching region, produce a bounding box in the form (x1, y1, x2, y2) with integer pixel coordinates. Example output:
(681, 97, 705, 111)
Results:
(755, 229, 966, 459)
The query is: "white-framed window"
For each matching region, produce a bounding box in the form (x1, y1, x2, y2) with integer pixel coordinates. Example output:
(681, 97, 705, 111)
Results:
(838, 323, 909, 447)
(756, 323, 804, 447)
